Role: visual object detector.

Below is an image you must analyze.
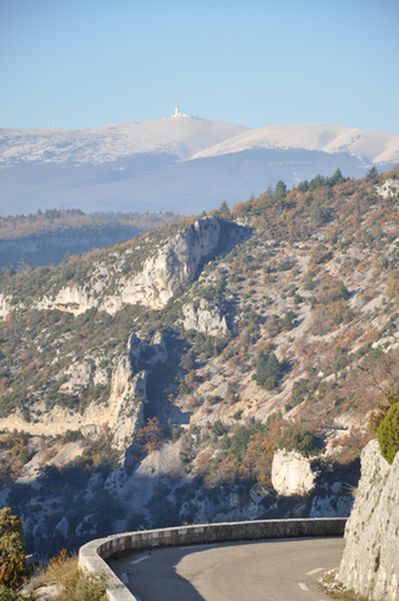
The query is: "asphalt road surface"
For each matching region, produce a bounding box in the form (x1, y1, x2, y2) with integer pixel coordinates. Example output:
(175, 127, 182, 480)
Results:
(109, 537, 344, 601)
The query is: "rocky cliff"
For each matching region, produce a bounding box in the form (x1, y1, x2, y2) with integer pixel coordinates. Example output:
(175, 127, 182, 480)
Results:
(271, 448, 316, 496)
(34, 217, 223, 314)
(1, 169, 398, 557)
(336, 440, 399, 601)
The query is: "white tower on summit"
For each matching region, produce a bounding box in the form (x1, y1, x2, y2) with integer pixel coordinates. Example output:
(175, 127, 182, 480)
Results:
(171, 106, 190, 118)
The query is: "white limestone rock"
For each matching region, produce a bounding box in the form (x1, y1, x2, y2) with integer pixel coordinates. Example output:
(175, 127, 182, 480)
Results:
(376, 178, 399, 200)
(59, 360, 95, 394)
(37, 285, 97, 315)
(271, 448, 316, 496)
(0, 330, 169, 456)
(182, 297, 230, 337)
(36, 217, 222, 315)
(336, 440, 399, 601)
(0, 293, 12, 320)
(109, 217, 222, 311)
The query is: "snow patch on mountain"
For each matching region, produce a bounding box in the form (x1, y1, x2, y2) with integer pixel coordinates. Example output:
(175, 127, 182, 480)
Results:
(0, 117, 247, 165)
(192, 124, 399, 165)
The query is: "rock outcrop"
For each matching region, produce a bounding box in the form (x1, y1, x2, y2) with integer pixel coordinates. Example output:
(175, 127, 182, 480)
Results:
(182, 297, 230, 337)
(38, 285, 97, 315)
(113, 217, 222, 310)
(0, 293, 11, 320)
(377, 178, 399, 200)
(336, 440, 399, 601)
(0, 331, 171, 453)
(271, 448, 317, 496)
(37, 217, 223, 315)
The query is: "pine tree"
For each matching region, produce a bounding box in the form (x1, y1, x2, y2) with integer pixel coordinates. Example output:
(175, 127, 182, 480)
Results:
(217, 200, 231, 218)
(255, 352, 284, 390)
(274, 180, 287, 202)
(366, 165, 378, 181)
(329, 168, 345, 185)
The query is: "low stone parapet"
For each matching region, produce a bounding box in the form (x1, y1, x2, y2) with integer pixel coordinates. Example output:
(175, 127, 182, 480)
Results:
(79, 517, 346, 601)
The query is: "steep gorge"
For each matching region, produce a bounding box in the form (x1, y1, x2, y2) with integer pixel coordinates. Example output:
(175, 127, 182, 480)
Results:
(0, 169, 398, 557)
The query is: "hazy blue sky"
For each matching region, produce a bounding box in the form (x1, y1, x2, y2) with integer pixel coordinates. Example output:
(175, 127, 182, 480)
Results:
(1, 0, 398, 131)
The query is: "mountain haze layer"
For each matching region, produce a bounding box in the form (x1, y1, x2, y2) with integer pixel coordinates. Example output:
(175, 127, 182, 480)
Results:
(1, 114, 398, 215)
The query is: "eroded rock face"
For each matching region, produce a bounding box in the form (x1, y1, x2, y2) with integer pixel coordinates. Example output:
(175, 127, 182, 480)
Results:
(0, 331, 170, 453)
(182, 297, 230, 337)
(107, 355, 145, 452)
(114, 217, 222, 310)
(0, 293, 11, 320)
(336, 440, 399, 601)
(271, 448, 316, 496)
(37, 217, 222, 315)
(38, 285, 97, 315)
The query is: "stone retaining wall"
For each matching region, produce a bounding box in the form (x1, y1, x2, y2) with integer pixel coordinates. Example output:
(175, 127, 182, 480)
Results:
(79, 518, 346, 601)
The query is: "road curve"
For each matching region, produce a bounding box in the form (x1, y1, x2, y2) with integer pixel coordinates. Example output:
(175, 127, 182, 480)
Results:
(109, 537, 343, 601)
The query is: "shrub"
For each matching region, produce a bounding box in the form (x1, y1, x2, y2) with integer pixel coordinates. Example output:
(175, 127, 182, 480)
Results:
(136, 417, 164, 454)
(255, 352, 284, 390)
(32, 549, 107, 601)
(0, 585, 33, 601)
(0, 508, 26, 589)
(74, 571, 108, 601)
(280, 429, 324, 457)
(377, 400, 399, 464)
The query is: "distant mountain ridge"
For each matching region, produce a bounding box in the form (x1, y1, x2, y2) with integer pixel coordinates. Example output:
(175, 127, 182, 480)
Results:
(0, 114, 398, 215)
(0, 115, 247, 165)
(192, 123, 399, 165)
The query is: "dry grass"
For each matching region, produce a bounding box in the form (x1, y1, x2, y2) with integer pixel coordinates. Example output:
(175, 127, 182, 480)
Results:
(27, 550, 107, 601)
(320, 569, 372, 601)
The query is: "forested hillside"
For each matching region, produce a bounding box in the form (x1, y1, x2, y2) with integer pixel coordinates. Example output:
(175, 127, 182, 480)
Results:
(0, 209, 178, 268)
(0, 166, 398, 556)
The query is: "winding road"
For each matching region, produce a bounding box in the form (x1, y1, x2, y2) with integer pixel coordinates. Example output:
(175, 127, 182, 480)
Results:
(109, 537, 343, 601)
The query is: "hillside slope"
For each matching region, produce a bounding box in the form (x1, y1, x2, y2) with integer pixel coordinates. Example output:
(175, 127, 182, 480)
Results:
(0, 168, 399, 555)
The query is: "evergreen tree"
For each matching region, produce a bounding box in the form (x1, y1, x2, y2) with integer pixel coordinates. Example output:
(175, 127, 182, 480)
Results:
(297, 180, 309, 192)
(217, 200, 231, 218)
(274, 180, 287, 202)
(377, 400, 399, 464)
(329, 168, 345, 185)
(255, 351, 284, 390)
(366, 165, 378, 181)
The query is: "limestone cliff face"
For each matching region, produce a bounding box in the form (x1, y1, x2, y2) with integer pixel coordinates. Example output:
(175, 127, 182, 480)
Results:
(38, 285, 97, 315)
(0, 349, 145, 453)
(113, 217, 222, 310)
(37, 217, 222, 315)
(0, 294, 11, 320)
(336, 440, 399, 601)
(271, 448, 316, 496)
(182, 297, 230, 337)
(106, 355, 146, 452)
(0, 331, 168, 453)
